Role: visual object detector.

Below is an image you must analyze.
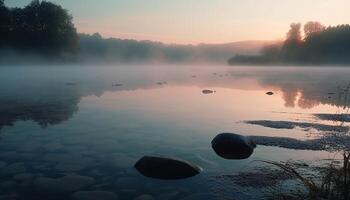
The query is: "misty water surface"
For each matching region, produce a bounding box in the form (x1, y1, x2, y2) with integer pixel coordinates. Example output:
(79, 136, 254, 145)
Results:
(0, 65, 349, 200)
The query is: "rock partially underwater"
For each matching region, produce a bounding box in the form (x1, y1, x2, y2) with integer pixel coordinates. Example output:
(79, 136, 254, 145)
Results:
(134, 156, 201, 179)
(211, 133, 256, 159)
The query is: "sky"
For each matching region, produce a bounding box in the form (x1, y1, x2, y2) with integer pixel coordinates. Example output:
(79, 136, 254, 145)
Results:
(6, 0, 350, 44)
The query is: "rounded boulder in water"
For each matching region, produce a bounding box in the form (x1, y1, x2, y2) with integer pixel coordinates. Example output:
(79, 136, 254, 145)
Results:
(134, 156, 201, 180)
(211, 133, 256, 159)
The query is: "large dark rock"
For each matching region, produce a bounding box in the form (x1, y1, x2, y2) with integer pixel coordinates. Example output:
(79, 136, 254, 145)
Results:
(134, 156, 201, 180)
(211, 133, 256, 159)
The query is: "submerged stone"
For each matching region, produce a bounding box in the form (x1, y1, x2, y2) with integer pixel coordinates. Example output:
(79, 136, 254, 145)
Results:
(34, 174, 95, 194)
(211, 133, 256, 160)
(0, 161, 6, 169)
(42, 142, 64, 152)
(180, 193, 213, 200)
(17, 141, 42, 153)
(114, 177, 140, 190)
(266, 91, 274, 95)
(72, 191, 118, 200)
(0, 162, 26, 176)
(134, 156, 201, 179)
(0, 181, 16, 189)
(214, 167, 294, 188)
(13, 173, 34, 181)
(134, 194, 155, 200)
(54, 163, 86, 172)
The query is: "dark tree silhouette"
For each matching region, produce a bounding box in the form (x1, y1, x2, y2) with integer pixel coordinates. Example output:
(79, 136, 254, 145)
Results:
(1, 0, 262, 64)
(286, 23, 302, 41)
(304, 21, 325, 38)
(281, 23, 303, 62)
(0, 0, 11, 45)
(228, 22, 350, 65)
(0, 0, 78, 56)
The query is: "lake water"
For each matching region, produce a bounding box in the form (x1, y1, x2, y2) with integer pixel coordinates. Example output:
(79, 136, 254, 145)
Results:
(0, 65, 349, 200)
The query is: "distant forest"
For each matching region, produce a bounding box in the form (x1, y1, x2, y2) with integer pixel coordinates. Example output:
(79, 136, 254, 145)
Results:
(229, 22, 350, 65)
(4, 1, 349, 65)
(78, 33, 266, 64)
(0, 0, 265, 65)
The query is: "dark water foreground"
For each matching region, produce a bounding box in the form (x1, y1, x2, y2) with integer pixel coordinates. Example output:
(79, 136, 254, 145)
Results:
(0, 65, 349, 200)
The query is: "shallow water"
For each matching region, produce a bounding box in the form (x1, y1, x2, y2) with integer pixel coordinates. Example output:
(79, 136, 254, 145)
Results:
(0, 65, 349, 199)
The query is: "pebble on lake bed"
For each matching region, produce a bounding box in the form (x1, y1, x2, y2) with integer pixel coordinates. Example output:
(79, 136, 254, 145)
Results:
(0, 162, 26, 176)
(134, 156, 201, 179)
(72, 191, 118, 200)
(0, 161, 6, 169)
(134, 194, 155, 200)
(180, 193, 213, 200)
(34, 174, 95, 194)
(211, 133, 256, 160)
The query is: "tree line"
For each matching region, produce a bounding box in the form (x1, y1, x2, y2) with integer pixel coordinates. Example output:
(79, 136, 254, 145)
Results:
(229, 22, 350, 65)
(0, 0, 261, 64)
(4, 1, 348, 65)
(0, 0, 78, 57)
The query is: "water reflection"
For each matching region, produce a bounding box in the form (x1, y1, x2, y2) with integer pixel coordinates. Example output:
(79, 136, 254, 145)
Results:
(0, 66, 349, 199)
(0, 98, 79, 130)
(251, 67, 350, 109)
(0, 66, 350, 131)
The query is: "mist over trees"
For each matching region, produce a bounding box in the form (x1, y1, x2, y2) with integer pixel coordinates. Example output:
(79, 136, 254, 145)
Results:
(0, 0, 267, 65)
(78, 33, 265, 64)
(78, 33, 194, 63)
(229, 21, 350, 65)
(2, 1, 350, 66)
